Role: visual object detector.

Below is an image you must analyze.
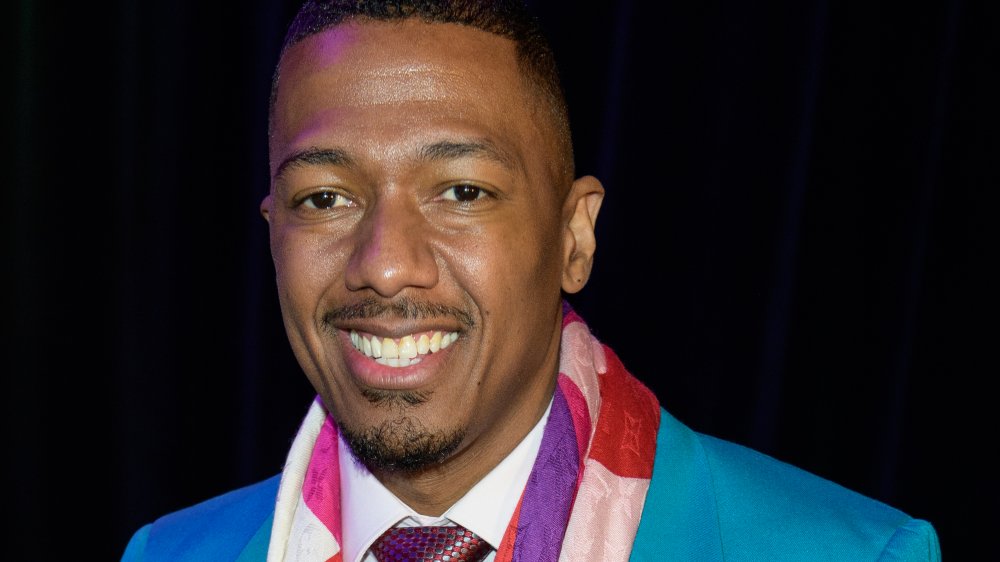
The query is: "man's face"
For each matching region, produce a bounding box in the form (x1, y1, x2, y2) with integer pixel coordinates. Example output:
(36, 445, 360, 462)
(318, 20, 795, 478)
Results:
(263, 20, 599, 477)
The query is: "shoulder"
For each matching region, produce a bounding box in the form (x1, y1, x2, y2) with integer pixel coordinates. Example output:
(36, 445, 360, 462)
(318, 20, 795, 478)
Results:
(697, 433, 939, 560)
(121, 474, 281, 562)
(634, 409, 940, 561)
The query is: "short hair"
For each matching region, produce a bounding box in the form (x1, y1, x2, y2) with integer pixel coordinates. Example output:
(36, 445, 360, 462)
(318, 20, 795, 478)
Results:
(269, 0, 575, 184)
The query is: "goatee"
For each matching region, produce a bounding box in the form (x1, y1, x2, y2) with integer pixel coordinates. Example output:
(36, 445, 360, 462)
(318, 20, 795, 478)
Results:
(340, 415, 465, 473)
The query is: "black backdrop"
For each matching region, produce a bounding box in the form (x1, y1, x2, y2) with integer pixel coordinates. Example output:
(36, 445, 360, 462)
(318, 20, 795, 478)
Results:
(5, 1, 995, 559)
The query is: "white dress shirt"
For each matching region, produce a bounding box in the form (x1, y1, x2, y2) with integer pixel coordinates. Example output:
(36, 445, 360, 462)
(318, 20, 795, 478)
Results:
(339, 400, 552, 562)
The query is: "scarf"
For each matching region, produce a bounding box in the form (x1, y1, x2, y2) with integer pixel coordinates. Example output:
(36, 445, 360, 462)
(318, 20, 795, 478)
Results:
(267, 305, 662, 562)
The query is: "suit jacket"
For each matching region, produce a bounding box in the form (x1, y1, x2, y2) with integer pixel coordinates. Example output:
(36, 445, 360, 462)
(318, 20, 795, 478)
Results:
(122, 408, 940, 561)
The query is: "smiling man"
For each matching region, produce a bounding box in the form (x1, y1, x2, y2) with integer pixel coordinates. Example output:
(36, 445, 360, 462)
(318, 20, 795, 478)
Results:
(122, 1, 940, 561)
(261, 9, 601, 525)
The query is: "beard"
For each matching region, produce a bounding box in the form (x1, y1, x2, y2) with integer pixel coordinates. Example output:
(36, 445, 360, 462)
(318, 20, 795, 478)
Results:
(338, 388, 465, 473)
(339, 413, 465, 473)
(323, 298, 475, 474)
(320, 297, 475, 472)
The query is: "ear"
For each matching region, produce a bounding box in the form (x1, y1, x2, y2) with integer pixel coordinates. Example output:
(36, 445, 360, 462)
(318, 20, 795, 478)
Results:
(260, 193, 273, 223)
(561, 175, 605, 294)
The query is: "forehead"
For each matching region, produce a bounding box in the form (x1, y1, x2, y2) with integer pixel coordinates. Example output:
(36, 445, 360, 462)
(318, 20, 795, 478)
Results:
(270, 20, 541, 172)
(279, 19, 523, 101)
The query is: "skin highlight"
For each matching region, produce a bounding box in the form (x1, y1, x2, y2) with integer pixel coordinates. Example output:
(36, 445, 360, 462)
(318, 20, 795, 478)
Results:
(262, 19, 603, 515)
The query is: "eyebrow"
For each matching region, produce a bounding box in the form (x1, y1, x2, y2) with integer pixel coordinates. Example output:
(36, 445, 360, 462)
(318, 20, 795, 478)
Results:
(273, 147, 355, 181)
(272, 139, 518, 182)
(417, 139, 518, 171)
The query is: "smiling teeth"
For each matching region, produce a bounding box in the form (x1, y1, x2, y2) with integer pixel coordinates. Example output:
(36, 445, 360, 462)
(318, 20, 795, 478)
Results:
(350, 330, 459, 367)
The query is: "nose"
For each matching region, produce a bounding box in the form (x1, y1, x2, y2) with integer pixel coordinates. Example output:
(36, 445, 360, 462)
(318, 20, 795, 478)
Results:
(344, 196, 439, 297)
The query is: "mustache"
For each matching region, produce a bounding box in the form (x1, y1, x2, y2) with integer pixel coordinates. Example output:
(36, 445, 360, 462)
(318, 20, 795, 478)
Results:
(323, 297, 475, 329)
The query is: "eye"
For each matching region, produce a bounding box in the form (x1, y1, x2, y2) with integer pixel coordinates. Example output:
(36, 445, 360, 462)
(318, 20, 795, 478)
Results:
(300, 190, 352, 210)
(441, 184, 487, 202)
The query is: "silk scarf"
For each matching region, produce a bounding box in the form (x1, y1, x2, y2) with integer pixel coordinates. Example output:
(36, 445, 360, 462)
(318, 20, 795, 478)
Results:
(267, 305, 662, 562)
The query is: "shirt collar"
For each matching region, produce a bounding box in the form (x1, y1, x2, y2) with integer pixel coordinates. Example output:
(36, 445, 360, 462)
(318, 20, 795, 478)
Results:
(339, 399, 552, 562)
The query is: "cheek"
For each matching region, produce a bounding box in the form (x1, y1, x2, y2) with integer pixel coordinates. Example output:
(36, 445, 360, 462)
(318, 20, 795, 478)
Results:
(506, 217, 563, 284)
(270, 225, 348, 313)
(451, 221, 562, 309)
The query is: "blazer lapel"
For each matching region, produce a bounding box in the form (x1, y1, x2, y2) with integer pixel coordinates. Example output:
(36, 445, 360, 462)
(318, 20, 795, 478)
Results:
(235, 512, 274, 562)
(631, 408, 724, 561)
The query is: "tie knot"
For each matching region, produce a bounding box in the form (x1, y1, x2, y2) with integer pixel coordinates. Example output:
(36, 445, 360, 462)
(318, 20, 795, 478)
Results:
(371, 525, 491, 562)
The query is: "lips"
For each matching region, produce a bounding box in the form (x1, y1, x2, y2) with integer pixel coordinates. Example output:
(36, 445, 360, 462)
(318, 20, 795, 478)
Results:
(349, 329, 459, 367)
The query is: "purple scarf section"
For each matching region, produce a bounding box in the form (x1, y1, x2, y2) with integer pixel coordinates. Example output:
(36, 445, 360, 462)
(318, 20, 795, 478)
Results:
(512, 384, 580, 562)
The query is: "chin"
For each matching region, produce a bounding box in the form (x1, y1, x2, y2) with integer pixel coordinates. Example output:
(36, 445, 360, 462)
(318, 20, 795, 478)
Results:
(339, 414, 466, 474)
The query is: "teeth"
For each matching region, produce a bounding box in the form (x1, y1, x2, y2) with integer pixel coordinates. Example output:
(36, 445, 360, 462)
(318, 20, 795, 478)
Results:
(382, 338, 398, 359)
(349, 329, 459, 367)
(376, 356, 419, 367)
(399, 335, 417, 360)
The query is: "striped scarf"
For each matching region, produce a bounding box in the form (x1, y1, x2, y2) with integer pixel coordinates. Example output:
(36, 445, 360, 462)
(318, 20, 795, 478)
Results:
(267, 305, 661, 561)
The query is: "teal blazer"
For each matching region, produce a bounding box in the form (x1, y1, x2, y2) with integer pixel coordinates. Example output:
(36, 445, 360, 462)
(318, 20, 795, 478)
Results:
(123, 409, 940, 561)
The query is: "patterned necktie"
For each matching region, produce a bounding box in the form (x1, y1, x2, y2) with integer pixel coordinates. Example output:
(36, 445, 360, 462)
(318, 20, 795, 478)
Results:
(370, 525, 491, 562)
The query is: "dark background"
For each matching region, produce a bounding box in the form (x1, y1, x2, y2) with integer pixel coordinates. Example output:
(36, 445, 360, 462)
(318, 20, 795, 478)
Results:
(5, 0, 995, 559)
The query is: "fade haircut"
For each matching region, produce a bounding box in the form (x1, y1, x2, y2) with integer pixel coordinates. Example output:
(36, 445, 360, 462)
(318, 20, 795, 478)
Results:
(269, 0, 575, 185)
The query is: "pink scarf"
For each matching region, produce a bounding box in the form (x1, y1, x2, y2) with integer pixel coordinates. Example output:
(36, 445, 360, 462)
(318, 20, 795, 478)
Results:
(267, 306, 662, 561)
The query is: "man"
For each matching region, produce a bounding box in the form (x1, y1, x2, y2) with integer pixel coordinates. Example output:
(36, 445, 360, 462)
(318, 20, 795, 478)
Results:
(123, 1, 941, 560)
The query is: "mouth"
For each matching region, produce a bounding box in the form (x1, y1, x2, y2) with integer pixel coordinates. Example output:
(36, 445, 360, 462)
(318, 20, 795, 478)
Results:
(349, 329, 459, 368)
